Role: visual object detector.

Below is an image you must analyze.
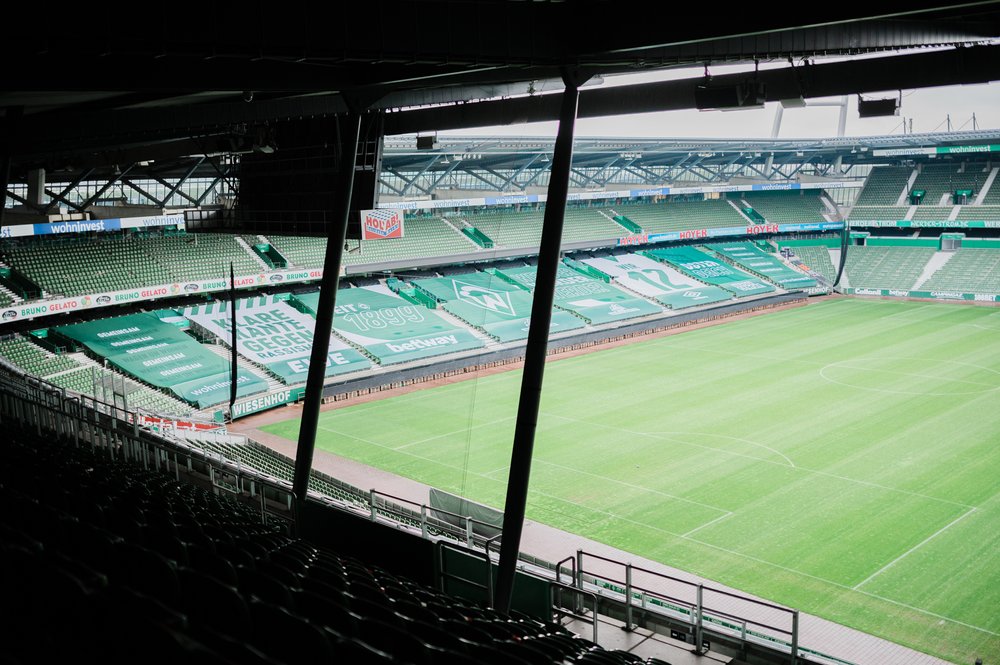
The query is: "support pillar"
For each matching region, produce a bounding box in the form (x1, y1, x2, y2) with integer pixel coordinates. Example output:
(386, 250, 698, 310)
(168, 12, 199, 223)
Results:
(27, 168, 45, 208)
(495, 69, 586, 614)
(292, 111, 362, 504)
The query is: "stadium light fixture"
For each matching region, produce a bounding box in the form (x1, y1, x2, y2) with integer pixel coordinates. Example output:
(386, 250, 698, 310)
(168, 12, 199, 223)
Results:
(858, 93, 900, 118)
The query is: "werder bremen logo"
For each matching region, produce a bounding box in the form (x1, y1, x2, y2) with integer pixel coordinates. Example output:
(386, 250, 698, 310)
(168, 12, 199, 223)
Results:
(452, 280, 516, 316)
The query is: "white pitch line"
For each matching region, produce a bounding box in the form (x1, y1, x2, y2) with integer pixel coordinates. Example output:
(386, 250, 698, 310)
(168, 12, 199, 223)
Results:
(313, 424, 998, 638)
(394, 416, 514, 450)
(852, 507, 978, 590)
(535, 458, 730, 514)
(544, 412, 796, 468)
(541, 492, 1000, 638)
(543, 412, 973, 509)
(681, 511, 735, 537)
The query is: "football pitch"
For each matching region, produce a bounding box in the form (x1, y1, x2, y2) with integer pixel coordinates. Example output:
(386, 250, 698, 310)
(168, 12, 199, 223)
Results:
(261, 298, 1000, 664)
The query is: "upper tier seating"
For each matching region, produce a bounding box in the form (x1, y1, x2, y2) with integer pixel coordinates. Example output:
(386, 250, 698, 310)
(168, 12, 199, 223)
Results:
(742, 191, 826, 224)
(852, 166, 912, 206)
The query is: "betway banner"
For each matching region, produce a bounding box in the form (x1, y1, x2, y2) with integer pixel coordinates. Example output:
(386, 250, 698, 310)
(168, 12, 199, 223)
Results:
(184, 296, 370, 384)
(0, 268, 325, 326)
(53, 312, 268, 408)
(581, 254, 732, 309)
(295, 286, 484, 365)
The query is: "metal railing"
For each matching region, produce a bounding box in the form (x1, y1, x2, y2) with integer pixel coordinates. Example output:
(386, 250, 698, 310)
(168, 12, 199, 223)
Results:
(0, 365, 856, 665)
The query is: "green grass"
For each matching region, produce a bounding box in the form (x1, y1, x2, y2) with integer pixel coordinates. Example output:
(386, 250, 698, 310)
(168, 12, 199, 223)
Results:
(262, 298, 1000, 664)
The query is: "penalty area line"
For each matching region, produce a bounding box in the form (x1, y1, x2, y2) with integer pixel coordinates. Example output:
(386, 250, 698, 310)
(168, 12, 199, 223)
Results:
(852, 507, 978, 590)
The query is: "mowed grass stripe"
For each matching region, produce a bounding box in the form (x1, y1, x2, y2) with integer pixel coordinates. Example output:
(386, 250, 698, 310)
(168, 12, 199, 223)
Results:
(261, 299, 1000, 664)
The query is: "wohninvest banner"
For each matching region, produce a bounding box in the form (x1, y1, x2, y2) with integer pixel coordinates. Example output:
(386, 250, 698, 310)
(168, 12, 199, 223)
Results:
(184, 298, 370, 383)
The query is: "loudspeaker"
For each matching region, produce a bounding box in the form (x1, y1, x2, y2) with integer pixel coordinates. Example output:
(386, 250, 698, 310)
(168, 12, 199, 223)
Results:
(416, 135, 437, 150)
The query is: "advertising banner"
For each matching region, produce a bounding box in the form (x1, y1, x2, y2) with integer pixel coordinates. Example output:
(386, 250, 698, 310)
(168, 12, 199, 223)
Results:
(706, 242, 816, 289)
(296, 287, 484, 365)
(581, 254, 732, 309)
(497, 264, 663, 324)
(184, 297, 370, 384)
(414, 273, 586, 342)
(0, 268, 325, 325)
(54, 313, 268, 407)
(360, 209, 405, 240)
(646, 246, 776, 296)
(231, 386, 307, 419)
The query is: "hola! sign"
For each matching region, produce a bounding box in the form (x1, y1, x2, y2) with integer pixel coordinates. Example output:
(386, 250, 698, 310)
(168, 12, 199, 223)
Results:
(361, 209, 404, 240)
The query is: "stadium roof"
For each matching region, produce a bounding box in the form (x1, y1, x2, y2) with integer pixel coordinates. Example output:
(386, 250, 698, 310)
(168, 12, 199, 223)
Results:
(383, 129, 1000, 173)
(2, 2, 999, 160)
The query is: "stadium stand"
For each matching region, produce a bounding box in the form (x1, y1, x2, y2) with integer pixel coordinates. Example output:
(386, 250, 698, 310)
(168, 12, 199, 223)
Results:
(53, 313, 269, 408)
(580, 253, 732, 309)
(843, 246, 935, 290)
(0, 334, 81, 377)
(295, 286, 485, 364)
(346, 216, 477, 265)
(851, 166, 913, 206)
(955, 206, 1000, 221)
(611, 199, 747, 234)
(0, 232, 267, 298)
(1, 421, 660, 665)
(1, 234, 169, 296)
(983, 172, 1000, 205)
(465, 205, 623, 250)
(45, 366, 196, 416)
(645, 246, 777, 296)
(413, 270, 587, 342)
(496, 263, 663, 324)
(741, 191, 827, 224)
(706, 242, 816, 289)
(846, 205, 911, 223)
(783, 246, 838, 283)
(0, 287, 16, 308)
(143, 234, 263, 282)
(910, 164, 988, 204)
(183, 296, 371, 384)
(919, 248, 1000, 294)
(264, 234, 327, 269)
(910, 206, 957, 221)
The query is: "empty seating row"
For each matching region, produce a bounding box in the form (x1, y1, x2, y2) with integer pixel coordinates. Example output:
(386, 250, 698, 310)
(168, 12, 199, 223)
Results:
(844, 246, 934, 290)
(614, 200, 745, 234)
(0, 335, 80, 377)
(742, 192, 826, 224)
(920, 248, 1000, 293)
(852, 166, 912, 206)
(1, 426, 670, 665)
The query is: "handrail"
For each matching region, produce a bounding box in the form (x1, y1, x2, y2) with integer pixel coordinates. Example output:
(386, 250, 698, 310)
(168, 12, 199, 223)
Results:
(550, 580, 599, 643)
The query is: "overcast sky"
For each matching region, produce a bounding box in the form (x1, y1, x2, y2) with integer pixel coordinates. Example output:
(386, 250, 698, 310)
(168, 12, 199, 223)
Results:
(439, 59, 1000, 141)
